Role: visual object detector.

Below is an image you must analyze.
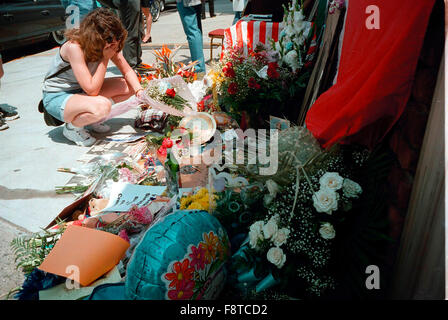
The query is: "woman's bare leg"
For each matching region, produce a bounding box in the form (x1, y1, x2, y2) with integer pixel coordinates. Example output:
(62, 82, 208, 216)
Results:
(98, 77, 135, 103)
(64, 77, 136, 127)
(142, 7, 152, 42)
(64, 94, 112, 127)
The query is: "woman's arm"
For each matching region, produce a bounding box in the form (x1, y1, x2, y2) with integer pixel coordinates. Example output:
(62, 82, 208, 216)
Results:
(65, 42, 110, 96)
(111, 52, 144, 96)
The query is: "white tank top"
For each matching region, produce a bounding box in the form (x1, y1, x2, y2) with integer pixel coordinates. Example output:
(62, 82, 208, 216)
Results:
(42, 44, 100, 92)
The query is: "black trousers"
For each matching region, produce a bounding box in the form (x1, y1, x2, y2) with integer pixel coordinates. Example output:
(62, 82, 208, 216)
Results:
(194, 4, 203, 34)
(98, 0, 143, 68)
(201, 0, 215, 18)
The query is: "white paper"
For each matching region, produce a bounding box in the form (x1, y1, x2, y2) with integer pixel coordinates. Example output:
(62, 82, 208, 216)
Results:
(101, 182, 167, 212)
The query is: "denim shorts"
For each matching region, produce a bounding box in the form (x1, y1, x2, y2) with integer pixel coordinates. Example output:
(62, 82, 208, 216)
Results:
(42, 89, 82, 122)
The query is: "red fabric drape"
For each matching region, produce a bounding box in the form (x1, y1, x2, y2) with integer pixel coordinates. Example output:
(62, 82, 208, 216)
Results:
(305, 0, 436, 149)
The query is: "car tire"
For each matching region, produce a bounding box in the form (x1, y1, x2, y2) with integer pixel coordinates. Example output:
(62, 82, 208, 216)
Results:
(50, 30, 66, 46)
(150, 0, 161, 23)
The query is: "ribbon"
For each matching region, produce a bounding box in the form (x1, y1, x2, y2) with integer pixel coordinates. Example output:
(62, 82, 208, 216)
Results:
(231, 241, 280, 293)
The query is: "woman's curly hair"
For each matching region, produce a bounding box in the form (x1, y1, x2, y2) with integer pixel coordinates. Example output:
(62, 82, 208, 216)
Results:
(65, 8, 127, 62)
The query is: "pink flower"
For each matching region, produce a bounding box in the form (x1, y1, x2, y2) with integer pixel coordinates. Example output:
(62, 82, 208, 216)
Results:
(129, 205, 152, 224)
(118, 229, 130, 242)
(118, 167, 137, 184)
(189, 245, 207, 270)
(167, 279, 195, 300)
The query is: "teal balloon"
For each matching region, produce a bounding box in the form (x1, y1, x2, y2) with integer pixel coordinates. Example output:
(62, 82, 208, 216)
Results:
(125, 210, 230, 300)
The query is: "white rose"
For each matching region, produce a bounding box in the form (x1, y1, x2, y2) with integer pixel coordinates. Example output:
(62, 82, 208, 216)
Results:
(266, 179, 280, 197)
(319, 222, 336, 240)
(272, 228, 290, 247)
(342, 178, 363, 198)
(319, 172, 344, 191)
(262, 218, 278, 240)
(283, 50, 300, 72)
(312, 188, 339, 214)
(293, 10, 305, 25)
(266, 247, 286, 269)
(249, 221, 264, 248)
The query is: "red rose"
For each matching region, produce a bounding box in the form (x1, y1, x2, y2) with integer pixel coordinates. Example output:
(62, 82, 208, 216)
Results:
(267, 62, 280, 79)
(226, 62, 233, 68)
(248, 77, 261, 90)
(227, 82, 238, 95)
(166, 88, 176, 97)
(223, 66, 236, 78)
(162, 138, 173, 148)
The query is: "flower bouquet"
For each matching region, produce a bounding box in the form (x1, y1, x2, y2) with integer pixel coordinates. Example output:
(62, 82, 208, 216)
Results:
(212, 126, 393, 299)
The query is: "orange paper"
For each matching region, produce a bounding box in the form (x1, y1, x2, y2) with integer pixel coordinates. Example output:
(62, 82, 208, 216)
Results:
(39, 225, 130, 286)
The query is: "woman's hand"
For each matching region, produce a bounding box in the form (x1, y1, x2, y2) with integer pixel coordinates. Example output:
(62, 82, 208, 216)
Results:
(103, 43, 118, 61)
(135, 88, 145, 99)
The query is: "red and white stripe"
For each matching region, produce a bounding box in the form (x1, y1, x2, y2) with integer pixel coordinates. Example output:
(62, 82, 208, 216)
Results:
(223, 20, 284, 57)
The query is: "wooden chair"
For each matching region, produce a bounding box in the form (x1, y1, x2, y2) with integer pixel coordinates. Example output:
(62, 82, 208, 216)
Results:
(208, 28, 225, 61)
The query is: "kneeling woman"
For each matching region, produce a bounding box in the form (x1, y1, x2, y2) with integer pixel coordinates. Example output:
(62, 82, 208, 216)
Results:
(42, 8, 144, 146)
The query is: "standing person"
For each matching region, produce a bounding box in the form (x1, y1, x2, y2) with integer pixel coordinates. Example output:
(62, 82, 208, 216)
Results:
(61, 0, 100, 21)
(0, 53, 19, 131)
(141, 0, 153, 43)
(42, 8, 144, 147)
(98, 0, 145, 71)
(201, 0, 216, 19)
(231, 0, 246, 25)
(176, 0, 206, 74)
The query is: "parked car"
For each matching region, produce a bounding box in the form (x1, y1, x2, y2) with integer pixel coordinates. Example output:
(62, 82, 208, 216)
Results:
(159, 0, 176, 12)
(0, 0, 67, 52)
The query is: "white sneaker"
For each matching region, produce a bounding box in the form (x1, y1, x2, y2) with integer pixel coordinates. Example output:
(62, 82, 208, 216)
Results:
(63, 123, 97, 147)
(88, 122, 111, 133)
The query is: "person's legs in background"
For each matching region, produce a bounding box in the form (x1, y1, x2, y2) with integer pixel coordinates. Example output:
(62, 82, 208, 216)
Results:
(201, 0, 216, 19)
(233, 11, 242, 25)
(194, 5, 203, 34)
(208, 0, 215, 17)
(201, 0, 206, 19)
(141, 0, 153, 43)
(112, 0, 142, 69)
(177, 2, 206, 74)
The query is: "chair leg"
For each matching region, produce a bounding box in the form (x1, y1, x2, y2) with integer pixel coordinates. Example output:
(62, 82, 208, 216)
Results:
(210, 38, 213, 61)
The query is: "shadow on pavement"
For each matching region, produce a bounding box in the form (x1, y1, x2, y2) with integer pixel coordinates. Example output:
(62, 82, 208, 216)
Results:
(0, 185, 69, 200)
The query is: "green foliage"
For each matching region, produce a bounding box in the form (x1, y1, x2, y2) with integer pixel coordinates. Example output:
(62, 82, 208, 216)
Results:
(10, 221, 66, 276)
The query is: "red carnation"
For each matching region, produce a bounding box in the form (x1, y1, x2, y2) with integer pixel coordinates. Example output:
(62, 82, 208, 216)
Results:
(162, 138, 173, 149)
(248, 77, 261, 90)
(267, 62, 280, 79)
(227, 82, 239, 95)
(166, 88, 176, 97)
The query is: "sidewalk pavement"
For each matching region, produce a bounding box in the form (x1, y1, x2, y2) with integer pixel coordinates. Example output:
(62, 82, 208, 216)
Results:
(0, 1, 233, 233)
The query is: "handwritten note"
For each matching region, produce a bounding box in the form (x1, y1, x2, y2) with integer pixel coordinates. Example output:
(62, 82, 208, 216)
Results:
(101, 182, 167, 212)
